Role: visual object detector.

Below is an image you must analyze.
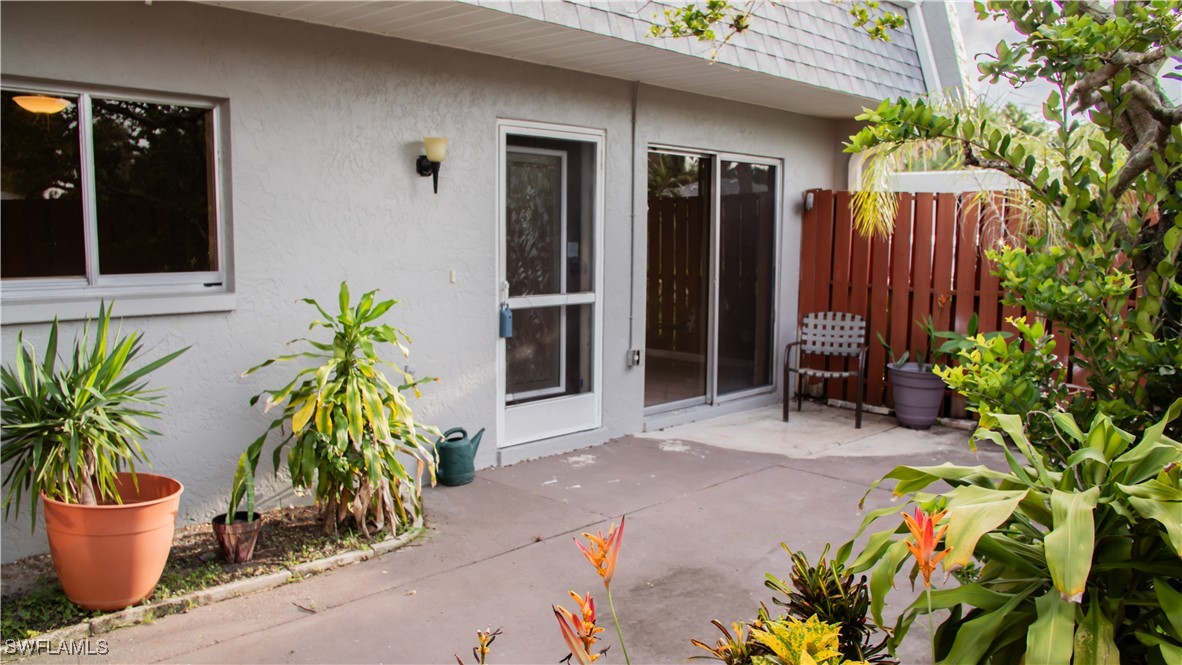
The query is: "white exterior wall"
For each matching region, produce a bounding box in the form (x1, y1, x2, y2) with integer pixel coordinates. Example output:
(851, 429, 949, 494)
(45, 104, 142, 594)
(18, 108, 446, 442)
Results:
(0, 1, 846, 561)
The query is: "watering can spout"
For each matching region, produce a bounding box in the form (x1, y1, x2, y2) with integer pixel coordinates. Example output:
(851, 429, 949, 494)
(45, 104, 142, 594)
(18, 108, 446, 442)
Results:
(471, 428, 484, 453)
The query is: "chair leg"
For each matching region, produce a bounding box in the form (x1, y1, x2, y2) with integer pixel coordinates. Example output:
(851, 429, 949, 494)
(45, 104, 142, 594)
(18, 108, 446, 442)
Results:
(855, 357, 866, 429)
(782, 367, 790, 423)
(796, 373, 803, 412)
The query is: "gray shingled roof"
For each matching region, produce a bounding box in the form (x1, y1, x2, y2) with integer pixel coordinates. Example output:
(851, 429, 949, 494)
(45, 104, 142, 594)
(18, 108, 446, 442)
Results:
(464, 0, 928, 99)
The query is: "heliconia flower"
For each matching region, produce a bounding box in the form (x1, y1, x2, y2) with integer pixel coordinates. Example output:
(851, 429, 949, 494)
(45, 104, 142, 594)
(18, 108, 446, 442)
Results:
(554, 591, 605, 665)
(902, 507, 950, 588)
(575, 515, 626, 587)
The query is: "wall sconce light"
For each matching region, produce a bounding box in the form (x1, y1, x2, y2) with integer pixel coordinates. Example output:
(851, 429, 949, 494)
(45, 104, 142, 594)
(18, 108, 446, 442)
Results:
(416, 137, 448, 194)
(13, 95, 71, 114)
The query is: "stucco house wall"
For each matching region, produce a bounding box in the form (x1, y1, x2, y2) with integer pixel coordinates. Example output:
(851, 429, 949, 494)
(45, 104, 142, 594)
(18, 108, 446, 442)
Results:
(0, 1, 853, 561)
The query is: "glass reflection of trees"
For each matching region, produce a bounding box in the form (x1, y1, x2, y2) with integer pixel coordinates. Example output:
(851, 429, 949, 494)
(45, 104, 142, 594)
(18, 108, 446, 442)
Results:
(648, 153, 699, 198)
(91, 99, 214, 274)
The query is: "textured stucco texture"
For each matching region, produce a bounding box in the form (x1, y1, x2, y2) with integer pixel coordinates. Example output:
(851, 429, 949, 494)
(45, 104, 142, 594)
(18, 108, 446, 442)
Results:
(1, 1, 850, 561)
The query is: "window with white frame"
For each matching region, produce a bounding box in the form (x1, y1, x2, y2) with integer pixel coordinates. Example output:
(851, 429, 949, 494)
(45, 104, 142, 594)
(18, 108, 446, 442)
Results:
(1, 82, 225, 301)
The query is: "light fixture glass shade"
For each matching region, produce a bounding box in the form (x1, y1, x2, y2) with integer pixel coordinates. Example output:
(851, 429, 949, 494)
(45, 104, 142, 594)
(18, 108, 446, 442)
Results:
(13, 95, 71, 114)
(424, 137, 448, 163)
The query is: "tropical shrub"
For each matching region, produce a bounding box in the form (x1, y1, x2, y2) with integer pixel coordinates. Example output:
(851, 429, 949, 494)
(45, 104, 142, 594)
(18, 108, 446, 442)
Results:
(231, 282, 438, 536)
(2, 304, 187, 528)
(936, 317, 1070, 462)
(835, 400, 1182, 664)
(693, 614, 871, 665)
(764, 545, 891, 663)
(847, 1, 1182, 438)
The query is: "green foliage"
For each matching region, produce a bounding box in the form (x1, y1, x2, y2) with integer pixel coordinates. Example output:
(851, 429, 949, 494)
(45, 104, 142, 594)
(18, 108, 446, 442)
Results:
(0, 579, 102, 640)
(1, 304, 187, 529)
(993, 241, 1180, 434)
(836, 401, 1182, 664)
(936, 317, 1069, 459)
(848, 1, 1182, 435)
(232, 282, 439, 536)
(691, 618, 770, 665)
(650, 1, 903, 47)
(749, 615, 868, 665)
(764, 545, 892, 663)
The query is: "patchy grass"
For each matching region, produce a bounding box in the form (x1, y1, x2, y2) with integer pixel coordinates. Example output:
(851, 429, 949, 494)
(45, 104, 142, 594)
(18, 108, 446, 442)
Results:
(0, 505, 404, 641)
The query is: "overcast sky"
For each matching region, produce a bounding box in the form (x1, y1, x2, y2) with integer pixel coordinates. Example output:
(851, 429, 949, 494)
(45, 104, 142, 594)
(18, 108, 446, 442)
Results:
(951, 1, 1180, 112)
(951, 1, 1056, 112)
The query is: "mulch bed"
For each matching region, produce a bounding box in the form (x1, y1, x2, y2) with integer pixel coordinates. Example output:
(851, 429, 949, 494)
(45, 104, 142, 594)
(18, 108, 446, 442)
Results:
(0, 505, 396, 640)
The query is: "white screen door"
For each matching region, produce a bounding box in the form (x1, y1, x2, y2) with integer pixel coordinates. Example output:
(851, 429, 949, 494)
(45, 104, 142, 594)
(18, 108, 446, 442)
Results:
(497, 121, 604, 447)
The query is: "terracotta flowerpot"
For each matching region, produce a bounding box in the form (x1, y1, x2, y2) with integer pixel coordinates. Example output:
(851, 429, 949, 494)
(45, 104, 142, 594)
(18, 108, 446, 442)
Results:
(41, 472, 183, 610)
(888, 363, 947, 430)
(211, 512, 263, 563)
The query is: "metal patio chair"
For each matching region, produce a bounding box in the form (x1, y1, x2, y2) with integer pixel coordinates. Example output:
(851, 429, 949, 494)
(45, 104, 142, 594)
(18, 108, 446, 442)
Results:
(783, 311, 868, 428)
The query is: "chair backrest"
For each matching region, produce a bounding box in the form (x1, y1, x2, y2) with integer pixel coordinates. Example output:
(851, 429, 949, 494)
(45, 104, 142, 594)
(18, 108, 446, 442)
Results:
(798, 312, 866, 356)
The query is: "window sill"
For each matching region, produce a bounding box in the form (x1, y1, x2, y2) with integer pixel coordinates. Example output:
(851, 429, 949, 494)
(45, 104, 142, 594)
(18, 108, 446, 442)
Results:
(1, 289, 236, 325)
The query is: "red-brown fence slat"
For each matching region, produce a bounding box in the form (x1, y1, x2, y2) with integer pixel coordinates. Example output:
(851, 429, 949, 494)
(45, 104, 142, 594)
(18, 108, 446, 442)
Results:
(977, 193, 1004, 334)
(867, 226, 891, 404)
(932, 194, 957, 340)
(829, 192, 855, 398)
(847, 223, 872, 402)
(808, 191, 837, 387)
(954, 194, 980, 335)
(887, 193, 915, 406)
(912, 193, 936, 363)
(950, 194, 981, 417)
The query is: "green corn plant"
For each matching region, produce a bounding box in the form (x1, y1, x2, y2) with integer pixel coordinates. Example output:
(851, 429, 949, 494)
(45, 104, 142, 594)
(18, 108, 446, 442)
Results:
(836, 399, 1182, 664)
(765, 545, 892, 663)
(2, 303, 188, 529)
(231, 282, 439, 536)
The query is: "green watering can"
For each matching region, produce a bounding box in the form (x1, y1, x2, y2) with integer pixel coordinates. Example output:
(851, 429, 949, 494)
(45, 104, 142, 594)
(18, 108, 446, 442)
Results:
(436, 427, 483, 486)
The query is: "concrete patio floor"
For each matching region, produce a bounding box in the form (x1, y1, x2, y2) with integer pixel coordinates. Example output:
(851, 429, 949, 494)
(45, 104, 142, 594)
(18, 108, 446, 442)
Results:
(41, 403, 999, 664)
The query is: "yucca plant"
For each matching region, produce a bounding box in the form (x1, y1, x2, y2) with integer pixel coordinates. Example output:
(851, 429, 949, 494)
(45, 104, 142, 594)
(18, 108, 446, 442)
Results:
(1, 304, 188, 529)
(231, 282, 439, 536)
(836, 400, 1182, 664)
(765, 545, 892, 663)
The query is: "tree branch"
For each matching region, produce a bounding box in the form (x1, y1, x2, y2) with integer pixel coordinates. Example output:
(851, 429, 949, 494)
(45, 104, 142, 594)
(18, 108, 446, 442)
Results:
(1108, 47, 1168, 67)
(1123, 79, 1182, 125)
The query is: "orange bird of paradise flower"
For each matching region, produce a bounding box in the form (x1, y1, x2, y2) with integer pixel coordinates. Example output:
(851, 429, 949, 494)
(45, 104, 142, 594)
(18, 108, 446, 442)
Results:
(554, 591, 605, 665)
(575, 516, 625, 588)
(902, 507, 950, 588)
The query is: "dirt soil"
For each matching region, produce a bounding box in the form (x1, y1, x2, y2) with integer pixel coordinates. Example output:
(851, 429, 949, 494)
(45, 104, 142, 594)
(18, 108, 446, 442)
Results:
(0, 505, 396, 640)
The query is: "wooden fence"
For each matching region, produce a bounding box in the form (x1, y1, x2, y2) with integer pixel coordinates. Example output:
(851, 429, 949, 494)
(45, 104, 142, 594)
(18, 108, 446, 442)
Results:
(797, 189, 1079, 415)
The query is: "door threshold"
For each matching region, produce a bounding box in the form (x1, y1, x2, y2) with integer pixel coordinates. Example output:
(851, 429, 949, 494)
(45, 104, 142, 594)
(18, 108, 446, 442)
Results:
(643, 392, 779, 433)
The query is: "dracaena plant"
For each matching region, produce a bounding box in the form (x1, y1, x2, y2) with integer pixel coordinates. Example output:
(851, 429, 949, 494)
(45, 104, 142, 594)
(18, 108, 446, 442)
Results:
(1, 304, 187, 529)
(835, 399, 1182, 664)
(230, 282, 439, 536)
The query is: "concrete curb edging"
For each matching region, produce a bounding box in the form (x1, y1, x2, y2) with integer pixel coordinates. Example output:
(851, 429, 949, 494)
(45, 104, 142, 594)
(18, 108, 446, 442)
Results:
(31, 518, 425, 642)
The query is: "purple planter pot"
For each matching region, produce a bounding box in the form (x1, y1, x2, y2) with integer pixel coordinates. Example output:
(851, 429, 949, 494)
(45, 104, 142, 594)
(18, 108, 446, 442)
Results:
(888, 363, 947, 430)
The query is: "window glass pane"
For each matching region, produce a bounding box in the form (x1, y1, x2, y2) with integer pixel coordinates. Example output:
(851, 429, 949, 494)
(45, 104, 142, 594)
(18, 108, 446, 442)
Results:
(91, 98, 215, 275)
(1, 90, 86, 279)
(718, 161, 776, 394)
(506, 303, 593, 405)
(645, 152, 711, 407)
(505, 135, 594, 296)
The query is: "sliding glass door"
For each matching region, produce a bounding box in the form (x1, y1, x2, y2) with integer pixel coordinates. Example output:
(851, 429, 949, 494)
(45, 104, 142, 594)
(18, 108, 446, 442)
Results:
(645, 150, 779, 411)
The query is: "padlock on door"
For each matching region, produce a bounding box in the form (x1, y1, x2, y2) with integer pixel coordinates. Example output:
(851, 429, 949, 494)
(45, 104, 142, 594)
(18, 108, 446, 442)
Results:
(499, 303, 513, 338)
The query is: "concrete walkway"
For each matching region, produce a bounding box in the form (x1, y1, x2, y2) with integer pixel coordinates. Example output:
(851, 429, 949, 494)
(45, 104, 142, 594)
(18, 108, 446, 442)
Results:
(43, 404, 997, 664)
